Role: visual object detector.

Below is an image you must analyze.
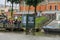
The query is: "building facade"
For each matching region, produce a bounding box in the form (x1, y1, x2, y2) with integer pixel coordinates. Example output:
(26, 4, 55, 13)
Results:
(20, 0, 60, 12)
(5, 0, 60, 19)
(19, 0, 60, 20)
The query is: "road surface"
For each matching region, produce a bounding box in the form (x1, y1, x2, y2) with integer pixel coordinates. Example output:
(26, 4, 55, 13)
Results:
(0, 32, 60, 40)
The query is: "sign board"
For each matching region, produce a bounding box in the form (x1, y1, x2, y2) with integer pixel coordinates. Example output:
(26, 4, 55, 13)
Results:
(28, 16, 34, 23)
(22, 14, 35, 28)
(27, 14, 35, 28)
(22, 15, 26, 27)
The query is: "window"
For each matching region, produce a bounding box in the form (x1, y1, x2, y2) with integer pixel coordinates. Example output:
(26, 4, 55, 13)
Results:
(55, 5, 58, 10)
(50, 6, 52, 10)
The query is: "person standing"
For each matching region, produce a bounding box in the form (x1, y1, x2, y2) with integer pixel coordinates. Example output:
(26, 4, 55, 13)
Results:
(17, 20, 21, 28)
(3, 18, 8, 28)
(14, 19, 18, 28)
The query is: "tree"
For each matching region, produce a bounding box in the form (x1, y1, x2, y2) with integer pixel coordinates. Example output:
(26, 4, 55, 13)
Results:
(33, 0, 44, 15)
(31, 0, 44, 34)
(25, 0, 44, 14)
(25, 0, 33, 34)
(7, 0, 14, 18)
(7, 0, 21, 18)
(25, 0, 33, 13)
(14, 0, 21, 12)
(14, 0, 20, 4)
(25, 0, 44, 35)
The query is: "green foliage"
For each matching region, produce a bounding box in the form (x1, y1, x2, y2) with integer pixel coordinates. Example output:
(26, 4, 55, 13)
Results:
(36, 16, 47, 23)
(7, 0, 20, 4)
(17, 16, 22, 20)
(7, 0, 14, 3)
(25, 0, 33, 6)
(25, 0, 44, 7)
(7, 0, 21, 17)
(32, 0, 44, 7)
(14, 0, 20, 4)
(25, 0, 44, 15)
(35, 16, 48, 28)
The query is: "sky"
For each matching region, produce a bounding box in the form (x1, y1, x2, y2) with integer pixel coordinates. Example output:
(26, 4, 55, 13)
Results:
(0, 0, 20, 9)
(0, 0, 19, 7)
(0, 0, 10, 5)
(0, 0, 5, 4)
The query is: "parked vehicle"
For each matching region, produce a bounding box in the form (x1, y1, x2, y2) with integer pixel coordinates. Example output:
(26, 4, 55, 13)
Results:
(42, 26, 60, 32)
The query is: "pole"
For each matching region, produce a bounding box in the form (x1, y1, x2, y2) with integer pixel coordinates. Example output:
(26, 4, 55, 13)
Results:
(32, 0, 37, 35)
(26, 14, 29, 34)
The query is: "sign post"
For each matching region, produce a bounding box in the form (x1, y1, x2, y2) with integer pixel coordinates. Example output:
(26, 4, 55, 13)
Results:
(26, 14, 35, 34)
(22, 14, 35, 35)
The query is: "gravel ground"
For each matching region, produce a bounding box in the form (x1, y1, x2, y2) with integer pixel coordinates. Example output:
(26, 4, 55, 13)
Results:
(0, 32, 60, 40)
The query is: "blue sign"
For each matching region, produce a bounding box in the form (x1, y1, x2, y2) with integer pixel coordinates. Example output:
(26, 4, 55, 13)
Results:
(22, 15, 26, 27)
